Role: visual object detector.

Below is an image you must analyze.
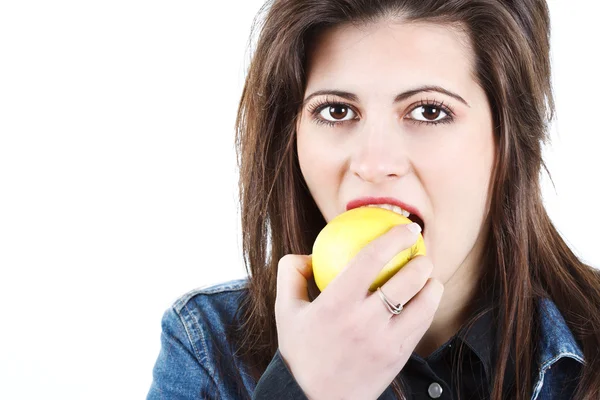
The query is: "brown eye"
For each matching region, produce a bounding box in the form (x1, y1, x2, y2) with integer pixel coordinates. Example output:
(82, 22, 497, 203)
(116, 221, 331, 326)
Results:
(407, 105, 448, 123)
(319, 104, 356, 122)
(421, 106, 441, 120)
(329, 105, 348, 119)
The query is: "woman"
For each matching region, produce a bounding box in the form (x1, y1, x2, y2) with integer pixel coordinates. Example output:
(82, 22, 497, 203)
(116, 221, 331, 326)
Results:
(147, 0, 600, 399)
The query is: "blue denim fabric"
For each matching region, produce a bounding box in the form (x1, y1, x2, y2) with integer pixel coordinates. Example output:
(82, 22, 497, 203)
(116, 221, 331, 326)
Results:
(147, 277, 585, 400)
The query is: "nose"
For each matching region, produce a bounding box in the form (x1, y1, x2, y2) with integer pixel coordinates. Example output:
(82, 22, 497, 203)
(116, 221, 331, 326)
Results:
(349, 123, 412, 183)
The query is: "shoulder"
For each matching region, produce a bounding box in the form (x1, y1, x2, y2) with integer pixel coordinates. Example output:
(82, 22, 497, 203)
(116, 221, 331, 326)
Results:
(172, 277, 250, 318)
(149, 278, 254, 399)
(166, 277, 250, 363)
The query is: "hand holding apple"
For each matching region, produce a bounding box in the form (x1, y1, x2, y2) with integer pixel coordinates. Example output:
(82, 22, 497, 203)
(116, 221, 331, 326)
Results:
(273, 219, 443, 400)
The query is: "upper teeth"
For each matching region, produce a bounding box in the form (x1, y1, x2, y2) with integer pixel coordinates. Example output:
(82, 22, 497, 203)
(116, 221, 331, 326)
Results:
(362, 204, 411, 218)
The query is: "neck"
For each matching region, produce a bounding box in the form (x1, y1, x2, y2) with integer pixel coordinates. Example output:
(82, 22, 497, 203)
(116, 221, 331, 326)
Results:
(413, 238, 485, 358)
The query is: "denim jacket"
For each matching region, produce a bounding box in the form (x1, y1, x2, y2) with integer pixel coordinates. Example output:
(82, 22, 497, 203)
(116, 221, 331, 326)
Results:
(147, 277, 585, 400)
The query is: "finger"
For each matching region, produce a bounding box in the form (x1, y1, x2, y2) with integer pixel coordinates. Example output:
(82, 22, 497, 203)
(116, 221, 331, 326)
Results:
(366, 255, 433, 316)
(328, 223, 421, 301)
(275, 254, 313, 315)
(387, 278, 444, 334)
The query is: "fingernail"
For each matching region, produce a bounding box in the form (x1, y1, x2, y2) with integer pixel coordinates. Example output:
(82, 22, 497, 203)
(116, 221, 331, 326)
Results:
(406, 222, 422, 234)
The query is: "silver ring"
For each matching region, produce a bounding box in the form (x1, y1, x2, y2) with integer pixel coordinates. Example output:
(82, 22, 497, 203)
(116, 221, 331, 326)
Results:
(377, 287, 404, 315)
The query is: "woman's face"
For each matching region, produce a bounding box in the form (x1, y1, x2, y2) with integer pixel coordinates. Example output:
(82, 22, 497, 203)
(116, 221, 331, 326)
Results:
(296, 20, 495, 287)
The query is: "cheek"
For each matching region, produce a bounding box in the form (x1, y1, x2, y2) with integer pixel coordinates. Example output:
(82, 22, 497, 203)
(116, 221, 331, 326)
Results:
(296, 128, 343, 211)
(297, 132, 324, 184)
(419, 130, 495, 268)
(419, 124, 494, 212)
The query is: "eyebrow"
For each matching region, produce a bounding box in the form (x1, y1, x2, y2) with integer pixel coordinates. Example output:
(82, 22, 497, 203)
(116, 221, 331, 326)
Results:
(302, 85, 471, 108)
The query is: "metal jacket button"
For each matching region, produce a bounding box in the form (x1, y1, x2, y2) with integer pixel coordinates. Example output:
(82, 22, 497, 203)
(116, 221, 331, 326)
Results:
(428, 382, 443, 398)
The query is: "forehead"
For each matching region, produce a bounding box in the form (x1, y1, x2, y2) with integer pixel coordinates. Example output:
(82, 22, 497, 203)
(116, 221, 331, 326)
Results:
(305, 20, 476, 96)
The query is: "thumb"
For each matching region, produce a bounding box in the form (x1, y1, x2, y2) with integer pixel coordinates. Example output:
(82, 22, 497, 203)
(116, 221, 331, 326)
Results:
(276, 254, 313, 314)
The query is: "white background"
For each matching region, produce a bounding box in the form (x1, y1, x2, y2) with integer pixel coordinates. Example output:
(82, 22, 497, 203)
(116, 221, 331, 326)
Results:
(0, 1, 598, 399)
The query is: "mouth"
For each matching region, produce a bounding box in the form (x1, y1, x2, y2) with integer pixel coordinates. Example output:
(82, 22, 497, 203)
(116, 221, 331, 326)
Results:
(358, 204, 426, 236)
(346, 197, 427, 236)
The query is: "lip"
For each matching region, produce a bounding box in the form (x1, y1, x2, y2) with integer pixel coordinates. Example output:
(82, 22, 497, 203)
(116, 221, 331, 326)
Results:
(346, 196, 423, 225)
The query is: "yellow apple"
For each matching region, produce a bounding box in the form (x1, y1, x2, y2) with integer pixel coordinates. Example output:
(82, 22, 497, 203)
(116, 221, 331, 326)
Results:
(311, 206, 426, 293)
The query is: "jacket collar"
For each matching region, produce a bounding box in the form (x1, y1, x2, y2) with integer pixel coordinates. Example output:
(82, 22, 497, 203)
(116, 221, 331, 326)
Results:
(537, 297, 584, 367)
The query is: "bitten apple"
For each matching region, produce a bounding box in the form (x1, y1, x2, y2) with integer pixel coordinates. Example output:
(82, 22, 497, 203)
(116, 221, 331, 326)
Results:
(311, 207, 426, 292)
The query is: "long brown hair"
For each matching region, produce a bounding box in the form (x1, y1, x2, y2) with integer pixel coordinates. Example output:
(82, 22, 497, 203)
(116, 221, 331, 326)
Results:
(220, 0, 600, 399)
